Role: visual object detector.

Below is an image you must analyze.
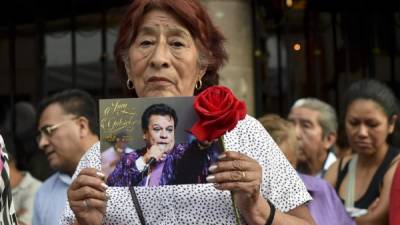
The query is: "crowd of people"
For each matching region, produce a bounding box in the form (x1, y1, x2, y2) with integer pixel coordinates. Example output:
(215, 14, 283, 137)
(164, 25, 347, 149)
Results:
(0, 0, 400, 225)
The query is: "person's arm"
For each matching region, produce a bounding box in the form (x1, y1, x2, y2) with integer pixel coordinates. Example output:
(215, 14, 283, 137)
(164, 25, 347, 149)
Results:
(238, 193, 314, 225)
(212, 117, 316, 225)
(389, 163, 400, 225)
(208, 151, 315, 225)
(106, 151, 143, 186)
(60, 142, 102, 225)
(355, 158, 400, 225)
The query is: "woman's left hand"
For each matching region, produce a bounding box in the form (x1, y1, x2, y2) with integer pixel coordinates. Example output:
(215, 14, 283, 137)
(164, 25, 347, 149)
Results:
(206, 151, 264, 217)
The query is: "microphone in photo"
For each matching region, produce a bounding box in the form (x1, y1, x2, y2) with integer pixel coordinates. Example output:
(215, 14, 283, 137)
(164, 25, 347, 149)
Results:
(142, 157, 156, 175)
(142, 144, 167, 174)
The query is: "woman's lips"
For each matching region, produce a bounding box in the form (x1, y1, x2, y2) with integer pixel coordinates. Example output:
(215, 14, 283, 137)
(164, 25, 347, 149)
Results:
(147, 77, 172, 84)
(354, 141, 371, 148)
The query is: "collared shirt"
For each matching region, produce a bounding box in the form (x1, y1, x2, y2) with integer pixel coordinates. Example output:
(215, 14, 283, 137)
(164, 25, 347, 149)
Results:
(32, 172, 72, 225)
(299, 173, 355, 225)
(12, 172, 42, 224)
(316, 151, 337, 178)
(61, 115, 312, 225)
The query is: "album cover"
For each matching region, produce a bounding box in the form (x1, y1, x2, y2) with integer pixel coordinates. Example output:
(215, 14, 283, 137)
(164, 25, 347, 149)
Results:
(99, 96, 221, 187)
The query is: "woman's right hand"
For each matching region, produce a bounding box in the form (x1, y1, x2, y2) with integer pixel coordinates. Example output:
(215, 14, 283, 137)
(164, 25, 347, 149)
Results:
(68, 168, 108, 225)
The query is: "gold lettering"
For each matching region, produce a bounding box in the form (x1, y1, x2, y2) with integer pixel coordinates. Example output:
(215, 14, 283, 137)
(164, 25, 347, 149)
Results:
(100, 100, 138, 142)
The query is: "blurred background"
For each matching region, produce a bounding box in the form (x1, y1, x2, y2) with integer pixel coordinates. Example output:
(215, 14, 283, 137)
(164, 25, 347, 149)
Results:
(0, 0, 399, 178)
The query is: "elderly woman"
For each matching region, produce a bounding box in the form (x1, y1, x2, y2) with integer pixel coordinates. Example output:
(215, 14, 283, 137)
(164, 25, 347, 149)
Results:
(62, 0, 315, 225)
(325, 79, 400, 225)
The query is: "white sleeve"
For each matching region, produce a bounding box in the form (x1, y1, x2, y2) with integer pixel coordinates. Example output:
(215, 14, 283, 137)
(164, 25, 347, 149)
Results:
(135, 157, 146, 172)
(224, 115, 312, 212)
(59, 142, 101, 225)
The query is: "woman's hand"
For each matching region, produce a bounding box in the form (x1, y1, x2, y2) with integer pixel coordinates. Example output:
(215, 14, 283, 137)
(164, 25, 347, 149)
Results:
(68, 168, 108, 225)
(206, 151, 266, 224)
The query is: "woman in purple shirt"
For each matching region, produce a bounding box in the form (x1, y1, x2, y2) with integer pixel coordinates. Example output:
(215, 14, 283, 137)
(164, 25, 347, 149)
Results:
(107, 103, 218, 186)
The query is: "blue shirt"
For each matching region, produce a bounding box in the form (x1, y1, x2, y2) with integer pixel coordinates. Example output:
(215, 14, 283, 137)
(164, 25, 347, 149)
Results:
(299, 173, 355, 225)
(32, 172, 71, 225)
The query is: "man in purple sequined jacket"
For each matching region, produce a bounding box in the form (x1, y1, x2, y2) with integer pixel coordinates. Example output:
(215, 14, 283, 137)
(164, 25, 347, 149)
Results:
(107, 103, 219, 187)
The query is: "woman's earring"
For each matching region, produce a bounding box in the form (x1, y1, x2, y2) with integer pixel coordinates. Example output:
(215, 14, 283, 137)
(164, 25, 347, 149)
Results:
(126, 79, 135, 90)
(195, 78, 203, 90)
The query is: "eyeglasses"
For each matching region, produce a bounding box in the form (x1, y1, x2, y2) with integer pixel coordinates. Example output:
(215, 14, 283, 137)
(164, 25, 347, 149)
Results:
(36, 119, 76, 143)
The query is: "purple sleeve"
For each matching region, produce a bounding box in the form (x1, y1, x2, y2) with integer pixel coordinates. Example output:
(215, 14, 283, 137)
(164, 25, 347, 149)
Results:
(170, 143, 189, 160)
(107, 151, 144, 186)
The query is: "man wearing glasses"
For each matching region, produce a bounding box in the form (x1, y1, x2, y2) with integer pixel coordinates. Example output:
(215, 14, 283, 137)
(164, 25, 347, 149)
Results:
(32, 89, 99, 225)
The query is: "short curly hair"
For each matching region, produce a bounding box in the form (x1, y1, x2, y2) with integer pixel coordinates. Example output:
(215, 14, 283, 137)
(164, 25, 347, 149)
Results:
(114, 0, 228, 96)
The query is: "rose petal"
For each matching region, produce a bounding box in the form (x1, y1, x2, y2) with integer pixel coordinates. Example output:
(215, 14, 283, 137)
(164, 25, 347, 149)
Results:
(190, 86, 246, 141)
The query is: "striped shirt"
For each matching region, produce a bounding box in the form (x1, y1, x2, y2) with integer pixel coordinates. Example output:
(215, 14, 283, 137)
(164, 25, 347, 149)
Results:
(0, 135, 18, 225)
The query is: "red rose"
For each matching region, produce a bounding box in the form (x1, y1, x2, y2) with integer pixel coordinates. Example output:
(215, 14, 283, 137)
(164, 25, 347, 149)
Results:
(190, 86, 247, 142)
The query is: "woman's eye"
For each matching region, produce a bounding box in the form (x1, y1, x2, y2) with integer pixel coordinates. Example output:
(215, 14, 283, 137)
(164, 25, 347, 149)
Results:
(170, 41, 185, 48)
(348, 120, 359, 126)
(367, 122, 379, 128)
(139, 40, 153, 47)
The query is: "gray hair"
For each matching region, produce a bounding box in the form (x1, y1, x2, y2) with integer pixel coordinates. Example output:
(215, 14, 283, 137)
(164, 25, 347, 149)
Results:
(292, 98, 338, 137)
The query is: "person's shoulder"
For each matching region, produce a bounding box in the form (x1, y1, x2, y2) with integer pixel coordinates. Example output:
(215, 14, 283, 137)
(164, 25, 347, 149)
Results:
(72, 141, 101, 179)
(19, 172, 42, 190)
(300, 173, 339, 199)
(80, 141, 101, 163)
(35, 172, 60, 197)
(40, 172, 60, 186)
(230, 114, 267, 136)
(0, 134, 9, 159)
(324, 154, 353, 186)
(39, 172, 60, 191)
(301, 173, 331, 188)
(236, 114, 258, 126)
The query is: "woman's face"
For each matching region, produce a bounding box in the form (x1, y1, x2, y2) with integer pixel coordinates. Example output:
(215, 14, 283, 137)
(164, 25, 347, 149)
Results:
(126, 9, 205, 97)
(345, 99, 395, 155)
(144, 115, 175, 150)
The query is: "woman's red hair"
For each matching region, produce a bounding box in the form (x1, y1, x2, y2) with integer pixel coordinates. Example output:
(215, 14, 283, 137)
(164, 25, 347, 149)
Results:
(114, 0, 228, 96)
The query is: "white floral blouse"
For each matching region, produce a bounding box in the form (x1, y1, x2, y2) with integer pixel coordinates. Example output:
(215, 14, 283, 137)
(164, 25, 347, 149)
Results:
(60, 115, 311, 225)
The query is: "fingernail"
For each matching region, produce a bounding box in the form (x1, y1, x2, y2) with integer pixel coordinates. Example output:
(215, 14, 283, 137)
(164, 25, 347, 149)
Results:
(101, 182, 109, 189)
(106, 192, 110, 200)
(208, 165, 217, 172)
(206, 175, 215, 182)
(218, 154, 226, 159)
(213, 183, 221, 189)
(96, 171, 105, 178)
